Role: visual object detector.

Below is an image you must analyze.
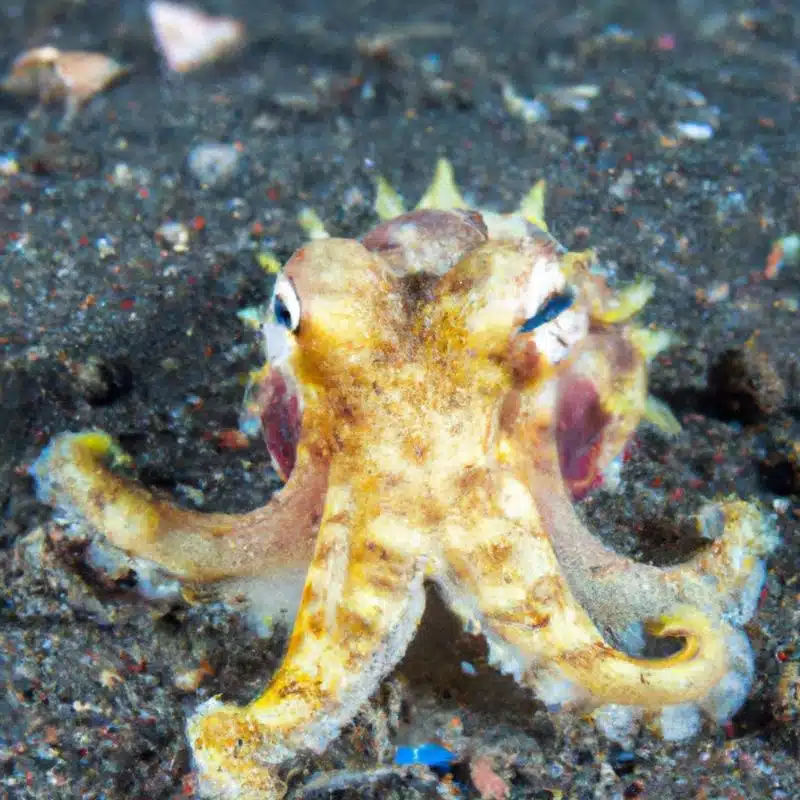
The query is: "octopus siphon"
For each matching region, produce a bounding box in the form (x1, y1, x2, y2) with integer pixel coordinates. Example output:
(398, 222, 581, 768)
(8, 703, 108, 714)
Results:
(32, 159, 777, 799)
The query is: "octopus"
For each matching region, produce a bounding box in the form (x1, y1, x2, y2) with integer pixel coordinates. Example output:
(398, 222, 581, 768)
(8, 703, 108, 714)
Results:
(32, 159, 777, 799)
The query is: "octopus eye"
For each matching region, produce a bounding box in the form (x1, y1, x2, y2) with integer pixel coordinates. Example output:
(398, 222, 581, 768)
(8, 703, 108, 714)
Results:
(273, 277, 301, 333)
(520, 290, 574, 333)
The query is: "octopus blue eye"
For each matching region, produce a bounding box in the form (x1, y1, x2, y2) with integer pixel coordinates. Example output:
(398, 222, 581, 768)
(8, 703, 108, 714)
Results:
(520, 291, 574, 333)
(272, 277, 301, 332)
(274, 295, 293, 329)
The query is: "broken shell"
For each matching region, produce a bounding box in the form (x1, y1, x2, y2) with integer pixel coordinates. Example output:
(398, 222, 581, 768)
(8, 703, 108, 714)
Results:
(51, 51, 127, 105)
(3, 46, 61, 96)
(2, 47, 127, 121)
(674, 120, 714, 141)
(148, 1, 245, 73)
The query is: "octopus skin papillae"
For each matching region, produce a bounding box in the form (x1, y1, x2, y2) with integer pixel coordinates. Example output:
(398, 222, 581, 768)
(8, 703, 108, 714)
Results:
(33, 161, 777, 799)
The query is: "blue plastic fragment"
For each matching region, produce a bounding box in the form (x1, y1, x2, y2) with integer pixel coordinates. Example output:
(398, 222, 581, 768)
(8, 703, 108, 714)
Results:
(394, 743, 455, 769)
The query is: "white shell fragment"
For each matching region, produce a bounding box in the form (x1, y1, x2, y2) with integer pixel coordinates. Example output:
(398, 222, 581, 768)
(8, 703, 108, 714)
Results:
(187, 142, 240, 186)
(502, 82, 549, 124)
(155, 220, 190, 252)
(147, 1, 245, 73)
(502, 82, 598, 126)
(543, 84, 600, 112)
(674, 120, 714, 141)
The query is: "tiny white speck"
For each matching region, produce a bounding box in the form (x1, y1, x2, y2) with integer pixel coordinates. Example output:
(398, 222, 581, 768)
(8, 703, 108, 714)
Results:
(674, 121, 714, 141)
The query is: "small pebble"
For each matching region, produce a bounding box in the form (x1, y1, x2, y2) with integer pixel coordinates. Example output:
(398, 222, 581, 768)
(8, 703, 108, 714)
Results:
(99, 669, 124, 688)
(764, 233, 800, 279)
(502, 82, 549, 125)
(609, 169, 634, 200)
(95, 236, 116, 259)
(682, 88, 707, 107)
(188, 142, 240, 187)
(703, 281, 731, 304)
(0, 153, 19, 175)
(156, 220, 190, 252)
(111, 162, 134, 186)
(674, 121, 714, 141)
(771, 497, 791, 514)
(149, 1, 245, 74)
(545, 84, 599, 112)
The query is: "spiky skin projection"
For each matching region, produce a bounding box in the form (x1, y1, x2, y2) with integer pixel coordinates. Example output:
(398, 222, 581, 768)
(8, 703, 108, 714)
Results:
(32, 162, 776, 799)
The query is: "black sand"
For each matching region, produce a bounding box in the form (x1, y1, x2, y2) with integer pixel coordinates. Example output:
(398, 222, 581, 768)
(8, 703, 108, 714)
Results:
(2, 1, 799, 797)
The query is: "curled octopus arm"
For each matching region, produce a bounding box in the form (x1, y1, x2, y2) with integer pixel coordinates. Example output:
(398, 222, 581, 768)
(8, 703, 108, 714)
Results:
(518, 334, 777, 631)
(437, 501, 730, 719)
(508, 338, 777, 735)
(31, 430, 326, 583)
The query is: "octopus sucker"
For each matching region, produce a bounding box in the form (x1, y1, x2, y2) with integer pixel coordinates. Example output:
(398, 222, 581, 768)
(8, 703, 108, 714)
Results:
(30, 160, 778, 798)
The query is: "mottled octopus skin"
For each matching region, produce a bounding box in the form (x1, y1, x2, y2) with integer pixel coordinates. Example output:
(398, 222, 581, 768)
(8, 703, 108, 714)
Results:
(33, 189, 776, 799)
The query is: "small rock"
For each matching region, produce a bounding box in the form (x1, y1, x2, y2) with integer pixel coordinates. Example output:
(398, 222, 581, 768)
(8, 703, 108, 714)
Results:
(99, 669, 124, 689)
(674, 120, 714, 141)
(148, 1, 245, 74)
(155, 220, 190, 252)
(188, 142, 240, 187)
(95, 236, 116, 259)
(502, 82, 549, 125)
(609, 169, 634, 200)
(544, 83, 599, 112)
(0, 152, 19, 175)
(764, 233, 800, 279)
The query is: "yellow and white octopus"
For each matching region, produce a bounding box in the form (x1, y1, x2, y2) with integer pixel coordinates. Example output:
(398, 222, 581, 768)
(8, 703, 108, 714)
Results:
(33, 160, 777, 799)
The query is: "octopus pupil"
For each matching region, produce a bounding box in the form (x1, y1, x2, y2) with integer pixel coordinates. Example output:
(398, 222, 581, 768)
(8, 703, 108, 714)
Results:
(520, 291, 574, 333)
(274, 295, 294, 329)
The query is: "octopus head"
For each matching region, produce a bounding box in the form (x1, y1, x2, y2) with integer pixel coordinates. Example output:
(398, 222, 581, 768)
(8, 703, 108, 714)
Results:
(254, 209, 663, 492)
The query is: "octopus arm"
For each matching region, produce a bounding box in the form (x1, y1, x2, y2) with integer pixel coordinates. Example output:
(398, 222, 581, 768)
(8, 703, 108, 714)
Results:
(440, 522, 730, 713)
(30, 430, 326, 582)
(525, 398, 776, 631)
(514, 396, 776, 734)
(188, 500, 427, 800)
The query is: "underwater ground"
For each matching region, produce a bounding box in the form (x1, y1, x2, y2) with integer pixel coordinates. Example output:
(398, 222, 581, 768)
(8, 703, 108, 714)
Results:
(1, 0, 799, 797)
